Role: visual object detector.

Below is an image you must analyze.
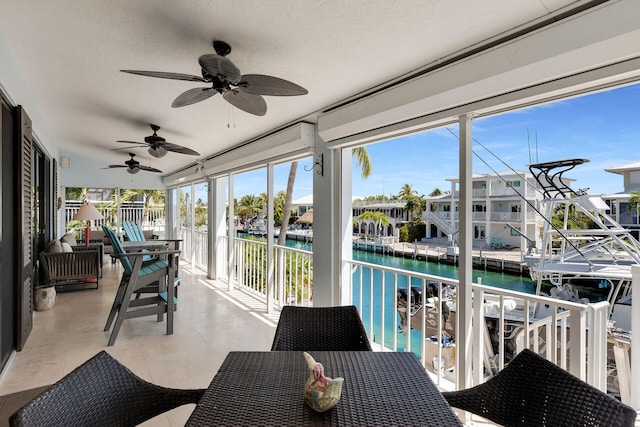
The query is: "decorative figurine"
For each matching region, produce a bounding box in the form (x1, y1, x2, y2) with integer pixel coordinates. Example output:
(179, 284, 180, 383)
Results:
(303, 352, 344, 412)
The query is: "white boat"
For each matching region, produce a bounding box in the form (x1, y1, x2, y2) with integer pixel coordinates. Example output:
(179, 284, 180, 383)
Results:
(397, 159, 637, 395)
(525, 158, 638, 328)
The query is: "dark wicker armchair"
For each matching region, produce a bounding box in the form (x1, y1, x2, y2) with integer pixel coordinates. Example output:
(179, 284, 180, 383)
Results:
(39, 247, 101, 291)
(442, 348, 637, 427)
(271, 305, 372, 351)
(10, 351, 204, 427)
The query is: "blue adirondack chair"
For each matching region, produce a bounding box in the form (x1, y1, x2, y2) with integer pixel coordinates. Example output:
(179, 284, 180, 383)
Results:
(102, 225, 180, 346)
(121, 221, 182, 298)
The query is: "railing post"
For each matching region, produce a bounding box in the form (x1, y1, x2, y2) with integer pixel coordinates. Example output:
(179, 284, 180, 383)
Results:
(472, 284, 484, 386)
(631, 265, 640, 409)
(587, 301, 609, 392)
(569, 307, 587, 381)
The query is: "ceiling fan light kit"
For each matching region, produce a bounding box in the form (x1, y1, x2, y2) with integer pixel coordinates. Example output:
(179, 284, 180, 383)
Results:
(148, 145, 168, 158)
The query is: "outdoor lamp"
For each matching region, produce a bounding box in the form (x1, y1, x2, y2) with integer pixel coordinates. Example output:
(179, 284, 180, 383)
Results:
(73, 201, 104, 246)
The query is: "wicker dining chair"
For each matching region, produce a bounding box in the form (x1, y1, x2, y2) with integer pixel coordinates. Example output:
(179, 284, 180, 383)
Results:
(271, 305, 372, 351)
(442, 348, 637, 427)
(10, 351, 204, 427)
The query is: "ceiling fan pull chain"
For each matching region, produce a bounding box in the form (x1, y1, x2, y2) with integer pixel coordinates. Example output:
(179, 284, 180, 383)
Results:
(228, 104, 236, 128)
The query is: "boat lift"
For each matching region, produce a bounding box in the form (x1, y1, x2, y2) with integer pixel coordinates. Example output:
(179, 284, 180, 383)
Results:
(505, 223, 536, 255)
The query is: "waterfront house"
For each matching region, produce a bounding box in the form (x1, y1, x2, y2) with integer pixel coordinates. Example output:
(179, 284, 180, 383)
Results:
(603, 161, 640, 239)
(1, 1, 639, 420)
(425, 168, 565, 250)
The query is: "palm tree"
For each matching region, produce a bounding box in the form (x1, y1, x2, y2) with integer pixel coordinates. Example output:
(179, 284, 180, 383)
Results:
(627, 191, 640, 214)
(429, 188, 443, 197)
(237, 194, 262, 227)
(277, 147, 372, 246)
(65, 187, 87, 201)
(398, 184, 425, 222)
(120, 189, 165, 225)
(357, 211, 390, 239)
(398, 183, 417, 200)
(273, 190, 286, 227)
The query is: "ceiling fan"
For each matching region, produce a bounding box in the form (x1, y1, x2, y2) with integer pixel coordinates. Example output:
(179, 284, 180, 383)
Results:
(115, 124, 200, 159)
(107, 153, 163, 175)
(121, 40, 308, 116)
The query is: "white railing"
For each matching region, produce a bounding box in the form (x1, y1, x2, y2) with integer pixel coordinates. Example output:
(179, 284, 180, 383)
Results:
(198, 232, 614, 396)
(193, 229, 207, 271)
(228, 236, 313, 307)
(345, 258, 610, 392)
(64, 204, 165, 234)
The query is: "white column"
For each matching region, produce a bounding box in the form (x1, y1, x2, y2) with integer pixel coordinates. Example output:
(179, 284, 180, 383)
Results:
(190, 182, 196, 262)
(266, 163, 275, 312)
(208, 177, 226, 280)
(165, 188, 175, 240)
(312, 130, 352, 307)
(457, 114, 473, 390)
(632, 265, 640, 409)
(227, 173, 235, 291)
(336, 147, 353, 306)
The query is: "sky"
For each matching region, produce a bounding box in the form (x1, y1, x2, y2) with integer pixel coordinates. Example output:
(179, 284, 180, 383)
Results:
(200, 83, 640, 202)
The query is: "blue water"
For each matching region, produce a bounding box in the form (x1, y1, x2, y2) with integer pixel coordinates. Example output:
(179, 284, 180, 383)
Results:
(284, 238, 535, 293)
(283, 238, 537, 356)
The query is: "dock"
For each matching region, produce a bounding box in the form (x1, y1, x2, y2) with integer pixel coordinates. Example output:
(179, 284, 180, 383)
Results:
(352, 239, 530, 275)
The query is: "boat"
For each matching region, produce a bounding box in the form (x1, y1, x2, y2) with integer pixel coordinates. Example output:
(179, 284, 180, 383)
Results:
(525, 158, 638, 328)
(396, 158, 638, 394)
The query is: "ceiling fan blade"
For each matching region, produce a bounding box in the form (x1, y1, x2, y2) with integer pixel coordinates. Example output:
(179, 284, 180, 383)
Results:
(107, 165, 127, 168)
(121, 70, 206, 83)
(171, 87, 216, 108)
(239, 74, 308, 96)
(161, 142, 200, 156)
(223, 90, 267, 116)
(116, 140, 146, 145)
(198, 54, 241, 84)
(138, 165, 163, 173)
(111, 146, 145, 151)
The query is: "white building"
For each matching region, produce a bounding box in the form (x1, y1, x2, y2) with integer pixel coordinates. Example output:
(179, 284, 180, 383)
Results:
(602, 161, 640, 239)
(352, 198, 409, 238)
(425, 168, 550, 250)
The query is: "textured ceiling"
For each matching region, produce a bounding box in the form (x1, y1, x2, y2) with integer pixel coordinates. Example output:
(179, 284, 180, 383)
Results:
(0, 0, 581, 179)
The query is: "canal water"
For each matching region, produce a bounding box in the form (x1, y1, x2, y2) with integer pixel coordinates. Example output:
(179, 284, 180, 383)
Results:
(284, 238, 537, 356)
(284, 238, 536, 293)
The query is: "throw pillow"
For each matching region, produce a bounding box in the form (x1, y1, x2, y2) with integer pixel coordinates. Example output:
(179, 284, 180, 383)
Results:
(60, 233, 77, 246)
(61, 242, 73, 252)
(46, 239, 63, 253)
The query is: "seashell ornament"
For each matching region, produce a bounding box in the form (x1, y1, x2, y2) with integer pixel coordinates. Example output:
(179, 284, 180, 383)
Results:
(303, 352, 344, 412)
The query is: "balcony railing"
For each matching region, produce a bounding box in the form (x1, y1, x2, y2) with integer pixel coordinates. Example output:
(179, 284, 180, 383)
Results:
(64, 204, 165, 234)
(187, 232, 612, 394)
(345, 259, 610, 391)
(223, 236, 313, 307)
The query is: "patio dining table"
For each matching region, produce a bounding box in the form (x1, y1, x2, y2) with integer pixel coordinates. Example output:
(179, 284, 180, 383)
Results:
(186, 351, 462, 426)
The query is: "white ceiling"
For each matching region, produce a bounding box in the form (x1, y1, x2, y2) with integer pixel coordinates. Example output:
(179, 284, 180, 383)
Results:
(0, 0, 597, 183)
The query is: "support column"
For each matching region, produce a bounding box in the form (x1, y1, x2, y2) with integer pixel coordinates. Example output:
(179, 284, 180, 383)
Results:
(266, 163, 275, 312)
(312, 130, 352, 307)
(166, 188, 176, 240)
(457, 114, 473, 391)
(335, 147, 353, 306)
(632, 265, 640, 410)
(227, 173, 235, 291)
(208, 177, 226, 280)
(312, 132, 333, 306)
